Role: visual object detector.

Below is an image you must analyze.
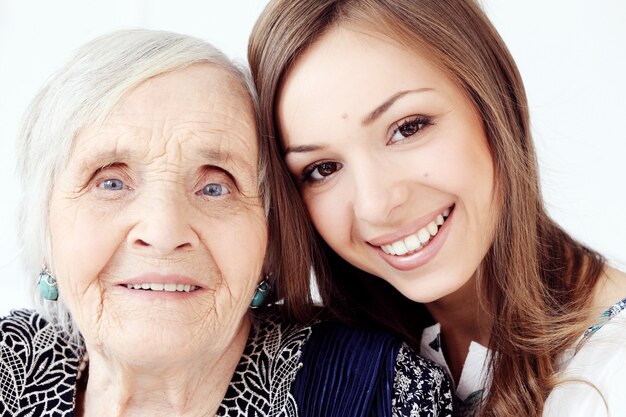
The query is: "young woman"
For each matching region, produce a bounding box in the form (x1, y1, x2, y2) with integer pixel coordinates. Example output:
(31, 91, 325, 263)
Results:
(248, 0, 626, 415)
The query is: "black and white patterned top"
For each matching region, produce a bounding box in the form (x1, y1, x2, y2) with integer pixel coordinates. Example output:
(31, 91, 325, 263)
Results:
(1, 309, 453, 416)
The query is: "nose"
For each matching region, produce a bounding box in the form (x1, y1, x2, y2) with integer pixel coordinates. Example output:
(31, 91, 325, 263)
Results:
(351, 157, 409, 225)
(127, 194, 200, 256)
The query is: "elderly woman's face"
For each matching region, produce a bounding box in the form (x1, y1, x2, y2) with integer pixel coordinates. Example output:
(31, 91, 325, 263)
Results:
(48, 64, 266, 362)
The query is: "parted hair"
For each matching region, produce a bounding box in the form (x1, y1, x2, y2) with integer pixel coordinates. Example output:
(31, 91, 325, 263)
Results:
(17, 29, 317, 343)
(248, 0, 606, 415)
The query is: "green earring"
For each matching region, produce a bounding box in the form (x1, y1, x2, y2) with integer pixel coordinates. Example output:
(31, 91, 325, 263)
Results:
(250, 278, 270, 309)
(38, 269, 58, 301)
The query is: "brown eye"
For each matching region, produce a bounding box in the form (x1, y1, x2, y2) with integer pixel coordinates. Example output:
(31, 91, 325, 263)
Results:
(308, 161, 342, 181)
(399, 121, 420, 137)
(389, 116, 432, 144)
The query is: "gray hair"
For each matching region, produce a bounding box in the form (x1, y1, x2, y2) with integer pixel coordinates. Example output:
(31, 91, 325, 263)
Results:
(16, 29, 263, 340)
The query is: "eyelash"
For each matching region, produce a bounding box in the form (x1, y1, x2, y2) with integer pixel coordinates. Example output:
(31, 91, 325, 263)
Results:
(93, 176, 133, 200)
(388, 115, 433, 144)
(299, 161, 342, 185)
(91, 165, 235, 201)
(195, 182, 231, 198)
(297, 115, 433, 185)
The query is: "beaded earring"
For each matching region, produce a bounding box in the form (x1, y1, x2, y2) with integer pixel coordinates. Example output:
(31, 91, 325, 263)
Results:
(250, 277, 270, 309)
(37, 268, 58, 301)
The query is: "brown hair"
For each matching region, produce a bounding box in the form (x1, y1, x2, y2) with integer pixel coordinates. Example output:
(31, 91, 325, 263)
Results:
(258, 88, 320, 324)
(249, 0, 606, 415)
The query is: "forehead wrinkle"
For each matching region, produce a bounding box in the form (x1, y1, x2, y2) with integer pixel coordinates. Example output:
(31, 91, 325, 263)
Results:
(72, 128, 144, 175)
(193, 135, 257, 179)
(185, 124, 258, 174)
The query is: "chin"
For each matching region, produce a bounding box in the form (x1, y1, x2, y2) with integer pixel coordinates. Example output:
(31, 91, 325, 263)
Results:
(118, 325, 202, 362)
(83, 311, 206, 360)
(389, 270, 473, 304)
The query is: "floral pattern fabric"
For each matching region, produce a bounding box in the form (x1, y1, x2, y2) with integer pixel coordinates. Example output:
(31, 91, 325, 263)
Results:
(1, 310, 454, 416)
(0, 310, 81, 417)
(392, 343, 454, 417)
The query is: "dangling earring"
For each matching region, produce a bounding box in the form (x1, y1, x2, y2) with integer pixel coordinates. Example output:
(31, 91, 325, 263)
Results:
(38, 268, 58, 301)
(250, 275, 270, 309)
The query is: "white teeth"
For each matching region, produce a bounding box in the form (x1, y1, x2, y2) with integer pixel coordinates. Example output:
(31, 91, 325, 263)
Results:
(392, 241, 409, 256)
(125, 283, 198, 292)
(417, 228, 431, 244)
(427, 221, 438, 236)
(378, 206, 453, 256)
(404, 234, 421, 252)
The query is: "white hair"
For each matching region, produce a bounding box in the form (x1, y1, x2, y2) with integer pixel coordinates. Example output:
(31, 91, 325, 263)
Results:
(16, 29, 263, 341)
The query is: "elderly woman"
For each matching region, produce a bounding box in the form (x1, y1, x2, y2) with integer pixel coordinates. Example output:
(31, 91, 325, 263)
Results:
(0, 30, 453, 416)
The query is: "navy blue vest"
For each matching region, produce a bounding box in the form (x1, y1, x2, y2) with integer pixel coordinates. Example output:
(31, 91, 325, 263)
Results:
(292, 321, 400, 417)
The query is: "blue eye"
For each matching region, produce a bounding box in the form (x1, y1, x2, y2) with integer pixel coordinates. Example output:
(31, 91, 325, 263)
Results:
(100, 179, 125, 191)
(202, 183, 229, 197)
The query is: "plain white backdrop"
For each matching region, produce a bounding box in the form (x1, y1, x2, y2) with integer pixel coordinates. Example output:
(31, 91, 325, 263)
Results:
(0, 1, 624, 314)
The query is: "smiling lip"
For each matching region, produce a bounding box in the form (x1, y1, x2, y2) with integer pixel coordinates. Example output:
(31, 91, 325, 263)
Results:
(372, 205, 454, 272)
(119, 273, 204, 293)
(367, 204, 454, 247)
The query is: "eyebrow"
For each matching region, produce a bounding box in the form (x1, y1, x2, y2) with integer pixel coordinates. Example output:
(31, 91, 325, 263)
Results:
(77, 148, 133, 172)
(284, 88, 435, 156)
(361, 88, 434, 126)
(78, 143, 253, 174)
(197, 146, 256, 174)
(283, 144, 324, 155)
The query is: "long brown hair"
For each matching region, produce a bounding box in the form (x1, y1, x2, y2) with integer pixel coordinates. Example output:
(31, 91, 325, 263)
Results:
(249, 0, 606, 415)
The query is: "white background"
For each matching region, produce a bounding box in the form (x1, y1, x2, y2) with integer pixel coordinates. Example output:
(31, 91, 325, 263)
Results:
(1, 1, 624, 314)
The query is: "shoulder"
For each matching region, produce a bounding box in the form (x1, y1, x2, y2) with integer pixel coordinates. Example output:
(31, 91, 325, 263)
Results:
(249, 312, 315, 360)
(295, 320, 454, 416)
(393, 342, 454, 417)
(546, 308, 626, 416)
(0, 308, 61, 351)
(591, 266, 626, 316)
(217, 313, 314, 417)
(0, 309, 80, 415)
(1, 308, 48, 331)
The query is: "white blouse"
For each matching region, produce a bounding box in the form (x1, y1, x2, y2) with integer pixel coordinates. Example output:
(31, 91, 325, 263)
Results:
(420, 298, 626, 417)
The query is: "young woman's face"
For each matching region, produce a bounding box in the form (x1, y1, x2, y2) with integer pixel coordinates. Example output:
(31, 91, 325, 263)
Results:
(278, 27, 498, 303)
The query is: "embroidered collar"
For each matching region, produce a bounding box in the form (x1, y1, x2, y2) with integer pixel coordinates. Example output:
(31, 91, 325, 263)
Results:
(576, 296, 626, 352)
(419, 323, 489, 405)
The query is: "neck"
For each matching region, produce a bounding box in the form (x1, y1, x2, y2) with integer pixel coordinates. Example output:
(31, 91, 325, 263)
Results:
(425, 273, 491, 385)
(78, 316, 250, 417)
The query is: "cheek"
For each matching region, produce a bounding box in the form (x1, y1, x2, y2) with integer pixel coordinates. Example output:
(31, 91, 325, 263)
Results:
(204, 211, 268, 289)
(424, 128, 495, 205)
(303, 189, 352, 247)
(49, 198, 126, 300)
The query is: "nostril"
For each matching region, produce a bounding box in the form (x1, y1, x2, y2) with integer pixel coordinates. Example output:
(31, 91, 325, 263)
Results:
(128, 222, 200, 254)
(135, 239, 150, 247)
